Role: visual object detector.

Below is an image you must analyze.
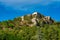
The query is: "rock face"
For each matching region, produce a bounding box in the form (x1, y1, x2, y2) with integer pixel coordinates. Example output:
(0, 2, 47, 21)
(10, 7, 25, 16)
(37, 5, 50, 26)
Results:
(32, 12, 44, 18)
(20, 12, 54, 26)
(31, 12, 43, 26)
(21, 16, 24, 21)
(42, 16, 54, 24)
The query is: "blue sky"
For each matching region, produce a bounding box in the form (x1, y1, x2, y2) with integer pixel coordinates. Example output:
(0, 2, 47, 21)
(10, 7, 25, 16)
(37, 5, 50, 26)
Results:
(0, 0, 60, 21)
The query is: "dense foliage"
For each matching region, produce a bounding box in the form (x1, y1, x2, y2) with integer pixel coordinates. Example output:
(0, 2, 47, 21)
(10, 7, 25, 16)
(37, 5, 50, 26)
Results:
(0, 17, 60, 40)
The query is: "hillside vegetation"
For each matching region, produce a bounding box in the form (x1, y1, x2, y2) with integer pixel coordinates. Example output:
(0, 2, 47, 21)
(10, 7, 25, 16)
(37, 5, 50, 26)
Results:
(0, 12, 60, 40)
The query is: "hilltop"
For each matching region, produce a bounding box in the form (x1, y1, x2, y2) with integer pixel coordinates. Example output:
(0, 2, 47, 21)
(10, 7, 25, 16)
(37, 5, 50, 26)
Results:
(0, 12, 60, 40)
(0, 12, 55, 28)
(14, 12, 54, 27)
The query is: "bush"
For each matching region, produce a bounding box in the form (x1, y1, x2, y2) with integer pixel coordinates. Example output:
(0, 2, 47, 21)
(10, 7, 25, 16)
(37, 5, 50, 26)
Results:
(0, 24, 60, 40)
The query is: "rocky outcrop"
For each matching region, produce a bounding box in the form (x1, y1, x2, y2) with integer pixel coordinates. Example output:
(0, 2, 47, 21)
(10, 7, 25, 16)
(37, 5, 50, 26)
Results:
(32, 12, 44, 19)
(21, 16, 24, 21)
(20, 12, 54, 26)
(42, 16, 54, 24)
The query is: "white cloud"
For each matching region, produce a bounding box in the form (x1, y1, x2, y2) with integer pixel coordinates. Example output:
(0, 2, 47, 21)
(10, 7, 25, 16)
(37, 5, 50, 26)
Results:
(0, 0, 59, 5)
(0, 0, 54, 5)
(0, 0, 59, 11)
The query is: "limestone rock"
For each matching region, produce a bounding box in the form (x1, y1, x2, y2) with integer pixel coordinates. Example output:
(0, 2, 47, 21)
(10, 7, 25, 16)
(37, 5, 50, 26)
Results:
(19, 12, 54, 26)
